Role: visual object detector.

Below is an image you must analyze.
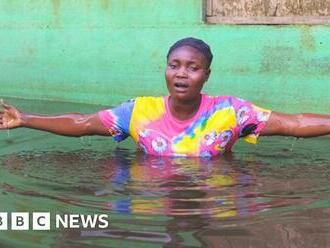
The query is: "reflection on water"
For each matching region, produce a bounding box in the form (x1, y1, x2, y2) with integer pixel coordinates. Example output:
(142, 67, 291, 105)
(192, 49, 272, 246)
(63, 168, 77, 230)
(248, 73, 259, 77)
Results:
(0, 98, 329, 247)
(0, 145, 330, 248)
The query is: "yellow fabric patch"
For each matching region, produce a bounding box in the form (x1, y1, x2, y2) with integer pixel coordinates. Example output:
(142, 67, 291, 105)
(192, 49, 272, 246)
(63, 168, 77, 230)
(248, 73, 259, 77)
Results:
(172, 107, 236, 155)
(129, 97, 165, 141)
(243, 134, 258, 144)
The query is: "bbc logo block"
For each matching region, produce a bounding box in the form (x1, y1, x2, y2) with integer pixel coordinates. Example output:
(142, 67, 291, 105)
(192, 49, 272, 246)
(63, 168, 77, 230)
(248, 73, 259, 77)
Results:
(32, 212, 50, 230)
(11, 212, 29, 230)
(0, 212, 50, 230)
(0, 213, 8, 230)
(0, 212, 109, 230)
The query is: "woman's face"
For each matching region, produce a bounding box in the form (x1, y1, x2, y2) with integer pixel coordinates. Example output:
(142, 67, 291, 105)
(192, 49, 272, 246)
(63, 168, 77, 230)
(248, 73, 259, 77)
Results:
(165, 46, 210, 103)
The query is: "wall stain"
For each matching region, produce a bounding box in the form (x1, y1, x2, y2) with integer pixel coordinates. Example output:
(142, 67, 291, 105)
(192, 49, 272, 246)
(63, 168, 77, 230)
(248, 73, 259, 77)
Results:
(100, 0, 110, 10)
(300, 26, 316, 51)
(51, 0, 61, 26)
(52, 0, 61, 16)
(260, 46, 297, 73)
(85, 0, 91, 10)
(260, 45, 330, 75)
(306, 56, 330, 74)
(26, 47, 36, 57)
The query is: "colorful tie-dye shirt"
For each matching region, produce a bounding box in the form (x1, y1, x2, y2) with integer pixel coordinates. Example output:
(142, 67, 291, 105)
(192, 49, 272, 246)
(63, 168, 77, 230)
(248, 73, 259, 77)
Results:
(98, 94, 271, 157)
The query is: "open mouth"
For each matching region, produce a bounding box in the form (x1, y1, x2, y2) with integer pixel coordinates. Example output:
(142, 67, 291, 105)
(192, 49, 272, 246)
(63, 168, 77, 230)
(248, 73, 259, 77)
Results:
(174, 82, 189, 89)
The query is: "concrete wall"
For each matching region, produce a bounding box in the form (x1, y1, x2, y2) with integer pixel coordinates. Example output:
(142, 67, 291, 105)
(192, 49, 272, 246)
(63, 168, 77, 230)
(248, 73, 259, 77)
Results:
(0, 0, 329, 112)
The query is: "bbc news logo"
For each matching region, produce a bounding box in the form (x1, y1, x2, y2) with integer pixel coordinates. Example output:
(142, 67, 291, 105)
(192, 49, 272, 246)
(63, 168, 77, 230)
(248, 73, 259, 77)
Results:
(0, 212, 109, 230)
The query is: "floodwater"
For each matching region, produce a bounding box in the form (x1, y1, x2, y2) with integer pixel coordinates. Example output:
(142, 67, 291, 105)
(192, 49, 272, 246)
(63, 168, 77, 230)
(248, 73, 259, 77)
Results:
(0, 98, 330, 248)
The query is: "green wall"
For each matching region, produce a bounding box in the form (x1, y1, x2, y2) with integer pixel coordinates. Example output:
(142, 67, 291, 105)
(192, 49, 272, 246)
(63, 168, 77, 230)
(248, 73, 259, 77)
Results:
(0, 0, 329, 112)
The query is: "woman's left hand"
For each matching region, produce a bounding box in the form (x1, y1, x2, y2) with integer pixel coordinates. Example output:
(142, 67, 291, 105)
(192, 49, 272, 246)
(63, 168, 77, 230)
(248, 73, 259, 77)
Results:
(261, 111, 330, 137)
(0, 99, 23, 129)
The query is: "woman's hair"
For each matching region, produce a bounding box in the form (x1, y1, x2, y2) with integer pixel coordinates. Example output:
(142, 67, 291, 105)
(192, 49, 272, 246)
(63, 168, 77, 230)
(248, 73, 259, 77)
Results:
(167, 37, 213, 68)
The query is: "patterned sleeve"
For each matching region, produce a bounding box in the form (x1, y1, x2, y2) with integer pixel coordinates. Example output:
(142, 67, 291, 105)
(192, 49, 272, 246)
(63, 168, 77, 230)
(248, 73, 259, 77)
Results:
(97, 99, 135, 142)
(230, 96, 272, 144)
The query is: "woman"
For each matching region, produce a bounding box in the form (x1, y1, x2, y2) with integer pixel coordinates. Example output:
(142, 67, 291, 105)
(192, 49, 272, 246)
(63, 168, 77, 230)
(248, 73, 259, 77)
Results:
(0, 37, 329, 157)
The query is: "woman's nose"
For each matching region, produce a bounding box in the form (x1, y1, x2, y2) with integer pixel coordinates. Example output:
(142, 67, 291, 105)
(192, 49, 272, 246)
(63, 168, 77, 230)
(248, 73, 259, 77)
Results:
(176, 67, 188, 78)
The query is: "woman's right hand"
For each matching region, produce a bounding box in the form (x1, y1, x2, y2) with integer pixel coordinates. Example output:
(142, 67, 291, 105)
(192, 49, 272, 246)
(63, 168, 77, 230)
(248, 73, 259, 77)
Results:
(0, 99, 23, 129)
(0, 99, 111, 136)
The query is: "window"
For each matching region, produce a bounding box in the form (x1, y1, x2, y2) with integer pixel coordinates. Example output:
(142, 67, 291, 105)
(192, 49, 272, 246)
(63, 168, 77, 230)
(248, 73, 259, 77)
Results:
(204, 0, 330, 24)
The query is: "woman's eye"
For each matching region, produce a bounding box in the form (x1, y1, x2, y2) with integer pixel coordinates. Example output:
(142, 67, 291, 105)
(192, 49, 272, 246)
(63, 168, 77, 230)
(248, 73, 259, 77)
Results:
(169, 64, 177, 69)
(189, 67, 198, 71)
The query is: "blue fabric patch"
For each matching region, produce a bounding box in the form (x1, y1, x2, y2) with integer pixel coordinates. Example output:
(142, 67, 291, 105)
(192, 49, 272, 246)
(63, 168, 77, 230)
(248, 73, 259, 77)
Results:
(111, 99, 135, 141)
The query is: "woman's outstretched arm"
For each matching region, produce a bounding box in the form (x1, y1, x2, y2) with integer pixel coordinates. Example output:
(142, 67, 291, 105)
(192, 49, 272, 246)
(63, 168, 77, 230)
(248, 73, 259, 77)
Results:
(0, 99, 109, 137)
(261, 112, 330, 137)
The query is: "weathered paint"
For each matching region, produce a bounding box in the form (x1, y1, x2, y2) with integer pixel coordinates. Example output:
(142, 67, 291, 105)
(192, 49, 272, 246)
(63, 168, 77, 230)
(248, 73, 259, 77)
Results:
(208, 0, 330, 17)
(0, 0, 329, 113)
(206, 0, 330, 24)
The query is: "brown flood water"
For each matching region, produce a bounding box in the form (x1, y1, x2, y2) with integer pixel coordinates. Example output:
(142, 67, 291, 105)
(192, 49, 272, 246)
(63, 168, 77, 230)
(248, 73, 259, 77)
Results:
(0, 98, 329, 247)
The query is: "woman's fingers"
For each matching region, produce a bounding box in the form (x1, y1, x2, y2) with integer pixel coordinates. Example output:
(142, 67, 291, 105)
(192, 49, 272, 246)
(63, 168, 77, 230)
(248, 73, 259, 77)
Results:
(0, 109, 3, 126)
(0, 99, 19, 129)
(0, 115, 9, 129)
(0, 99, 11, 109)
(0, 117, 6, 128)
(0, 98, 5, 107)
